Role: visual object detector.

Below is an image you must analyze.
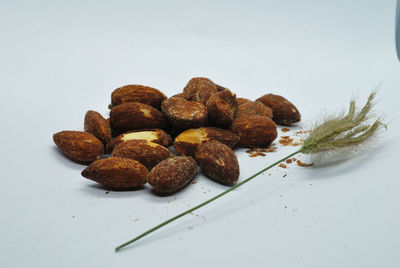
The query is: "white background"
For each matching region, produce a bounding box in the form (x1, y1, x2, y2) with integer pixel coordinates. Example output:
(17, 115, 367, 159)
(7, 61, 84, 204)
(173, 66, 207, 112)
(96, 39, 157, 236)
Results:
(1, 0, 400, 267)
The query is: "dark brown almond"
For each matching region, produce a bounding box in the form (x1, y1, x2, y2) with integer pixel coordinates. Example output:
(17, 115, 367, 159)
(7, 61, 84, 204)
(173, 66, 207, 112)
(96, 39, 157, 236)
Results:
(112, 140, 173, 170)
(170, 92, 186, 99)
(257, 94, 301, 125)
(230, 115, 277, 148)
(81, 157, 148, 189)
(161, 97, 208, 129)
(237, 98, 252, 106)
(53, 131, 104, 163)
(84, 110, 112, 145)
(147, 156, 198, 194)
(107, 129, 172, 153)
(111, 85, 167, 109)
(214, 84, 230, 92)
(110, 102, 167, 134)
(174, 127, 239, 157)
(235, 101, 273, 119)
(206, 90, 238, 126)
(183, 77, 217, 104)
(195, 140, 239, 185)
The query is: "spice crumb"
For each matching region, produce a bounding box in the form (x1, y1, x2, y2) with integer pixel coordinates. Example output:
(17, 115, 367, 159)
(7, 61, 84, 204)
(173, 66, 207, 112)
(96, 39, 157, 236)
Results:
(279, 163, 287, 169)
(191, 181, 197, 184)
(105, 191, 109, 194)
(297, 160, 314, 167)
(283, 174, 287, 177)
(281, 128, 290, 132)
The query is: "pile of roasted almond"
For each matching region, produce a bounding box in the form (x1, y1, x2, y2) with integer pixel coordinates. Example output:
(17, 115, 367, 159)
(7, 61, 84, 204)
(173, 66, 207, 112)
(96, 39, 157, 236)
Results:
(53, 77, 300, 194)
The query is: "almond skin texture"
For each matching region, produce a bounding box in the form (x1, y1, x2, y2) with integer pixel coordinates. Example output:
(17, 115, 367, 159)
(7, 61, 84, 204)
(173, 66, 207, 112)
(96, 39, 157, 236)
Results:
(230, 115, 277, 148)
(183, 77, 217, 104)
(237, 98, 252, 106)
(147, 156, 198, 194)
(81, 157, 148, 189)
(214, 84, 230, 92)
(257, 94, 301, 125)
(195, 140, 239, 185)
(206, 90, 238, 126)
(161, 97, 208, 129)
(107, 129, 172, 153)
(110, 102, 167, 134)
(112, 140, 173, 170)
(53, 131, 104, 163)
(235, 101, 273, 119)
(111, 85, 167, 109)
(84, 110, 112, 145)
(174, 127, 239, 157)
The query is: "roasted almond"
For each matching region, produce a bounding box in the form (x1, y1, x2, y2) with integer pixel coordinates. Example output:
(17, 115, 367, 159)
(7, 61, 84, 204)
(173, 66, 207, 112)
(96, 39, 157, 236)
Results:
(195, 140, 239, 185)
(112, 140, 173, 170)
(53, 131, 104, 163)
(81, 157, 148, 189)
(229, 115, 277, 148)
(183, 77, 217, 104)
(107, 129, 172, 153)
(111, 85, 167, 109)
(257, 94, 301, 125)
(84, 110, 112, 145)
(206, 90, 237, 126)
(174, 127, 239, 157)
(235, 101, 273, 119)
(214, 84, 230, 92)
(110, 102, 167, 133)
(147, 156, 198, 194)
(161, 97, 208, 129)
(237, 97, 252, 106)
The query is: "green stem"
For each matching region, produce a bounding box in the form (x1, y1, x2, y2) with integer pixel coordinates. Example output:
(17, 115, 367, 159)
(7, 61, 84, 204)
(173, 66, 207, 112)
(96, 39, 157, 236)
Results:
(115, 149, 302, 252)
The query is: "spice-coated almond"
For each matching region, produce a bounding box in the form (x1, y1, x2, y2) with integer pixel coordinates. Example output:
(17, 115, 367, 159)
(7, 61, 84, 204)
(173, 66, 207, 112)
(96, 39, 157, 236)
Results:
(206, 90, 238, 126)
(81, 157, 148, 189)
(110, 102, 167, 134)
(161, 97, 208, 129)
(214, 84, 230, 92)
(84, 110, 112, 145)
(237, 97, 252, 106)
(111, 85, 167, 109)
(174, 127, 239, 157)
(235, 101, 273, 119)
(195, 140, 239, 185)
(183, 77, 217, 104)
(147, 156, 198, 194)
(112, 140, 173, 170)
(230, 115, 277, 148)
(53, 131, 104, 163)
(257, 94, 301, 125)
(107, 129, 172, 153)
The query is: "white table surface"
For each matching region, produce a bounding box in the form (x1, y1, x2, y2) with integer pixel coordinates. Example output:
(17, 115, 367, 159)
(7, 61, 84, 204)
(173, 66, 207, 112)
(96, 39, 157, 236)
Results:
(1, 1, 400, 267)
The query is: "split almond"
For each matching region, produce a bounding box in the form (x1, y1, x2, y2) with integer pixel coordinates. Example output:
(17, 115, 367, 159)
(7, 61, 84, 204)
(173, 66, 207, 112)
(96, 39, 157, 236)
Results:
(161, 97, 208, 129)
(230, 115, 277, 148)
(110, 102, 167, 133)
(84, 110, 112, 145)
(206, 90, 237, 126)
(81, 157, 148, 189)
(174, 127, 239, 157)
(257, 94, 301, 125)
(107, 129, 172, 153)
(183, 77, 217, 104)
(112, 140, 173, 170)
(53, 131, 104, 163)
(147, 156, 198, 194)
(111, 85, 167, 109)
(195, 140, 239, 185)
